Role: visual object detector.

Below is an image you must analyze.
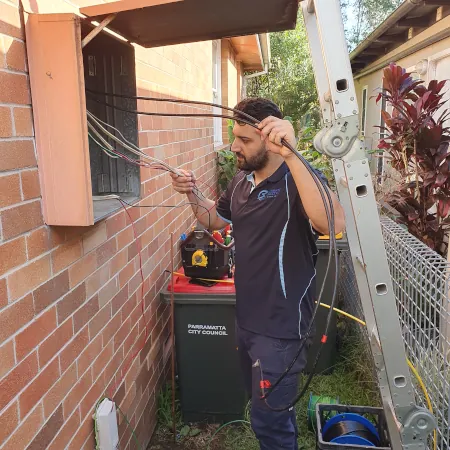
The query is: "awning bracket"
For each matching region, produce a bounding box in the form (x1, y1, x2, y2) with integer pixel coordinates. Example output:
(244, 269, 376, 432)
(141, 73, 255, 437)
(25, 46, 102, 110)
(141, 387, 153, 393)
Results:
(81, 13, 117, 48)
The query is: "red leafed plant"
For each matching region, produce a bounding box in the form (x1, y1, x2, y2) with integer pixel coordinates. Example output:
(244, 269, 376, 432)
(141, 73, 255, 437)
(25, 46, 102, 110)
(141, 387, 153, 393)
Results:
(375, 63, 450, 255)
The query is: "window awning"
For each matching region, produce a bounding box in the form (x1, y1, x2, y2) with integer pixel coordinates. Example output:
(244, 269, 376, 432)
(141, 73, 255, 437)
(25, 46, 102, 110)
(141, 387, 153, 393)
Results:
(80, 0, 299, 49)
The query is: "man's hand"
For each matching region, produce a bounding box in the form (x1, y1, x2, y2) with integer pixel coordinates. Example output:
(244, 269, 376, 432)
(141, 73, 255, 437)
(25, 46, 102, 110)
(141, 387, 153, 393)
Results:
(170, 169, 196, 194)
(257, 116, 296, 159)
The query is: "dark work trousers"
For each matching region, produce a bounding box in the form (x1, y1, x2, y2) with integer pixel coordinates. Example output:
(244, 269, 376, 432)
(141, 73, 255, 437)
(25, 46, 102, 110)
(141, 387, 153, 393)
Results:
(236, 324, 310, 450)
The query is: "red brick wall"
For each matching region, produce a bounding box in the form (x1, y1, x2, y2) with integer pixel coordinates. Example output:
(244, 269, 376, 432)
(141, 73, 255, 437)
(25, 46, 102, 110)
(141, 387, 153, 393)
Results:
(0, 2, 217, 448)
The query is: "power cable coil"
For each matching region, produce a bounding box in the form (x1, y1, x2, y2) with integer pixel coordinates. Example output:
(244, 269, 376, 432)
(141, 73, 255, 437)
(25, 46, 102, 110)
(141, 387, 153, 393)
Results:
(320, 411, 383, 449)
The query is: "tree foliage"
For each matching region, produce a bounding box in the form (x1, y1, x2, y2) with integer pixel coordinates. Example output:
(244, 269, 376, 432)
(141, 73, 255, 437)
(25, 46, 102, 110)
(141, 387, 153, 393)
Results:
(341, 0, 403, 50)
(246, 9, 319, 131)
(242, 1, 406, 190)
(216, 147, 236, 194)
(375, 63, 450, 255)
(245, 0, 404, 128)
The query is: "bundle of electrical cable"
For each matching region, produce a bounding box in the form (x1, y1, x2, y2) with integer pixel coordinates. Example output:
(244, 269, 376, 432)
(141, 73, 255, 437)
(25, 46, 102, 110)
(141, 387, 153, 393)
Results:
(86, 109, 215, 228)
(85, 89, 339, 412)
(87, 110, 183, 175)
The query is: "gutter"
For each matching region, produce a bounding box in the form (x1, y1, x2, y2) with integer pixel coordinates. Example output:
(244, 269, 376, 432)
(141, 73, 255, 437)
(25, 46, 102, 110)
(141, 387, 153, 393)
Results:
(259, 32, 271, 71)
(354, 17, 450, 79)
(350, 0, 420, 61)
(241, 33, 270, 98)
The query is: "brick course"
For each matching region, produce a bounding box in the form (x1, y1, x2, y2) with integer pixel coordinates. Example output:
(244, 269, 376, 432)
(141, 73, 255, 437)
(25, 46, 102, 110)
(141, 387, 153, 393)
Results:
(0, 9, 238, 448)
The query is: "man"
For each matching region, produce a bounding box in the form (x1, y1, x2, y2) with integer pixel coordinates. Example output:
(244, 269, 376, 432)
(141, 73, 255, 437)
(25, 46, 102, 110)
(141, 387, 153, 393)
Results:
(171, 98, 345, 449)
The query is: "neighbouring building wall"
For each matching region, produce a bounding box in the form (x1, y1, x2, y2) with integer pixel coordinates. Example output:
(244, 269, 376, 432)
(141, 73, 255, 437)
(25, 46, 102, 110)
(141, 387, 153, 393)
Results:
(354, 18, 450, 163)
(0, 1, 219, 449)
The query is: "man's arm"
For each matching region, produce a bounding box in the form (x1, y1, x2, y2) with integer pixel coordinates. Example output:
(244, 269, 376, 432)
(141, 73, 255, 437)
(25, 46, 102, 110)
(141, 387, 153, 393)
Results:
(284, 155, 345, 235)
(170, 171, 229, 230)
(257, 116, 345, 236)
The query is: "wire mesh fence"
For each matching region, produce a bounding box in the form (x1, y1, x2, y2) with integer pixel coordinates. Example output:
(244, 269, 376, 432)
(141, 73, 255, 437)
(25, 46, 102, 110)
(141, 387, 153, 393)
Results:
(339, 215, 450, 450)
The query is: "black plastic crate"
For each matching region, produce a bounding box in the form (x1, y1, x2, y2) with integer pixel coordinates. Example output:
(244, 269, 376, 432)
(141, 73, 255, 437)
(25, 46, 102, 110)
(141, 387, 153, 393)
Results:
(316, 403, 391, 450)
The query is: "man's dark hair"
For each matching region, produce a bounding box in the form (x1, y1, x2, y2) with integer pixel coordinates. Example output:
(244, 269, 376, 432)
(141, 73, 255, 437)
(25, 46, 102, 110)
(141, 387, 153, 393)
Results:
(233, 97, 283, 123)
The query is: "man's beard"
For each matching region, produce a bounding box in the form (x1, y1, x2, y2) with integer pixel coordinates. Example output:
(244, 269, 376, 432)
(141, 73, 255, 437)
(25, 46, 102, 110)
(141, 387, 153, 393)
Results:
(235, 147, 269, 171)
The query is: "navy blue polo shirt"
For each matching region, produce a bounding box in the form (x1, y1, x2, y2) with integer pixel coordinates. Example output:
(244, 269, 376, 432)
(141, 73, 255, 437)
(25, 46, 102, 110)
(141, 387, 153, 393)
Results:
(216, 161, 328, 340)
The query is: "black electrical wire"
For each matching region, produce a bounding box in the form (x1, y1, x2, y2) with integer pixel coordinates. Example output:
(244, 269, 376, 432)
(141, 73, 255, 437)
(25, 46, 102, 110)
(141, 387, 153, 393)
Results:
(117, 198, 213, 231)
(87, 95, 259, 125)
(261, 149, 337, 411)
(92, 92, 338, 409)
(261, 177, 336, 406)
(86, 88, 261, 124)
(89, 90, 339, 410)
(264, 237, 338, 411)
(191, 187, 215, 231)
(323, 420, 380, 446)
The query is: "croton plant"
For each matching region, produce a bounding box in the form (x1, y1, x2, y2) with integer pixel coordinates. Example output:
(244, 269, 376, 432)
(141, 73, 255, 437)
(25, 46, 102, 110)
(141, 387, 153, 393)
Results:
(375, 63, 450, 255)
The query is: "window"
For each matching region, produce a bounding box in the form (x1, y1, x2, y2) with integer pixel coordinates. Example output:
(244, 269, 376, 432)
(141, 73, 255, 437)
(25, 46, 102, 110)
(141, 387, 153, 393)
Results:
(361, 86, 368, 137)
(212, 40, 223, 146)
(377, 77, 394, 180)
(428, 52, 450, 127)
(376, 74, 394, 182)
(379, 91, 387, 140)
(25, 15, 141, 226)
(406, 61, 426, 83)
(377, 92, 387, 179)
(83, 30, 140, 221)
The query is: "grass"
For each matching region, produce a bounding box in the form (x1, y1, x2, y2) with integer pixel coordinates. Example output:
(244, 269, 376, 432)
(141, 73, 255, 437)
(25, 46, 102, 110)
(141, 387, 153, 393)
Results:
(149, 326, 380, 450)
(222, 330, 380, 450)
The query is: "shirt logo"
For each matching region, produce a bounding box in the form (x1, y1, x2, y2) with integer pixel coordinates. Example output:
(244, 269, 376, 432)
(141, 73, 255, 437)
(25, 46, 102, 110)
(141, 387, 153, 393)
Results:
(257, 188, 281, 201)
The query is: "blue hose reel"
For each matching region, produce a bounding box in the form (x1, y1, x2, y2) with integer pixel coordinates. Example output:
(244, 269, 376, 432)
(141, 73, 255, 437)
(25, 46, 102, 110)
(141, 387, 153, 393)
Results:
(322, 413, 381, 447)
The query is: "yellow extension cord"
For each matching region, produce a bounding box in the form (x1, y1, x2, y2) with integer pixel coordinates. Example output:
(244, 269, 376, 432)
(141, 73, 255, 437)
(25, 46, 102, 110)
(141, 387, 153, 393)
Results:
(318, 302, 437, 450)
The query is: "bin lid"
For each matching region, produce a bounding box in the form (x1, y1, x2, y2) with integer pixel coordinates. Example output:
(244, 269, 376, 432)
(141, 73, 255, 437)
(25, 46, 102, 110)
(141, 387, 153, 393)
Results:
(161, 268, 236, 304)
(160, 277, 236, 305)
(168, 273, 236, 294)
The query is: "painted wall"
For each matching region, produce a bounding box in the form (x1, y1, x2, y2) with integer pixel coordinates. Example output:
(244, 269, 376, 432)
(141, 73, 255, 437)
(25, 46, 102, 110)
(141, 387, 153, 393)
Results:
(0, 0, 236, 448)
(354, 16, 450, 167)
